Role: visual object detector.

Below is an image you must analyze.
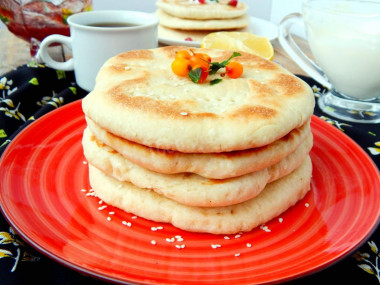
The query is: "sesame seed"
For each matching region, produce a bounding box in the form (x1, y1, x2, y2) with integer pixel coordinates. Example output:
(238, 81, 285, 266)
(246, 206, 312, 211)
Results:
(234, 253, 241, 257)
(175, 244, 185, 249)
(180, 112, 188, 116)
(260, 225, 271, 232)
(151, 227, 157, 231)
(98, 205, 107, 210)
(211, 244, 221, 249)
(224, 236, 230, 240)
(151, 240, 157, 245)
(80, 189, 87, 192)
(82, 161, 88, 164)
(108, 211, 115, 215)
(106, 217, 111, 221)
(122, 221, 132, 227)
(305, 203, 310, 207)
(131, 216, 138, 219)
(98, 200, 103, 204)
(279, 218, 283, 223)
(246, 243, 252, 248)
(157, 226, 163, 230)
(234, 234, 241, 239)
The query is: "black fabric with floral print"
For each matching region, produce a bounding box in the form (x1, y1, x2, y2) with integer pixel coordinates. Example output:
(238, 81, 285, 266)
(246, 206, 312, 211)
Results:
(0, 62, 88, 155)
(0, 64, 379, 284)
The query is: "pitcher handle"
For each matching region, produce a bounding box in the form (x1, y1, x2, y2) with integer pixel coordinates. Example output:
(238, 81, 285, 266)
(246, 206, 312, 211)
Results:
(278, 13, 331, 89)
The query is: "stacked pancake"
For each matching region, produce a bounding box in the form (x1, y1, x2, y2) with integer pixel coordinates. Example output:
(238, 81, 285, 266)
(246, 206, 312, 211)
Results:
(156, 0, 250, 43)
(82, 46, 315, 235)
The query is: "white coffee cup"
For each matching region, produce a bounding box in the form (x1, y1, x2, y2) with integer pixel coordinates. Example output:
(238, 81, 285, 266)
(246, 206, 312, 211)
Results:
(279, 0, 380, 123)
(37, 10, 158, 91)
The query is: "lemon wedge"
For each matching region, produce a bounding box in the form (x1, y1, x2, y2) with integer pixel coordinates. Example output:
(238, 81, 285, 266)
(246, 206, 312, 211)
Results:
(201, 32, 274, 60)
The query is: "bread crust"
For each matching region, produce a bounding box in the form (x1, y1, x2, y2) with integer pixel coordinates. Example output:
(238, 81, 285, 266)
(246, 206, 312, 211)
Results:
(88, 156, 312, 234)
(156, 9, 250, 30)
(82, 46, 315, 153)
(83, 127, 313, 207)
(156, 0, 248, 20)
(86, 117, 311, 179)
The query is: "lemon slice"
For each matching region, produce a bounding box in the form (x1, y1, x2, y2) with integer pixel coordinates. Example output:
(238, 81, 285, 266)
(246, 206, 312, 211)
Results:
(201, 32, 274, 60)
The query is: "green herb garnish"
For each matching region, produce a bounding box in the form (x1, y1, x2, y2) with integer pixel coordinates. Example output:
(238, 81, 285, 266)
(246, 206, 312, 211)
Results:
(185, 51, 242, 85)
(188, 68, 203, 84)
(210, 78, 223, 85)
(209, 52, 241, 75)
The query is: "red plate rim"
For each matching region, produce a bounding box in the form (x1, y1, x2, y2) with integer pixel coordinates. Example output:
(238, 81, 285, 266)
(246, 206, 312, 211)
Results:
(0, 100, 379, 284)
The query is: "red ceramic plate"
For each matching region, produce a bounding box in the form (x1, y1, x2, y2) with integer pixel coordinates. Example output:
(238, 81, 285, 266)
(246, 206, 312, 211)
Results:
(0, 100, 379, 285)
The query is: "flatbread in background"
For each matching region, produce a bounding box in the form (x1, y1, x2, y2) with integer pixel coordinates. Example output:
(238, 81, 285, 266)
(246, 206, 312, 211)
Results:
(88, 156, 312, 234)
(86, 117, 311, 179)
(83, 127, 313, 207)
(156, 9, 250, 30)
(82, 46, 315, 153)
(158, 24, 250, 44)
(156, 0, 248, 20)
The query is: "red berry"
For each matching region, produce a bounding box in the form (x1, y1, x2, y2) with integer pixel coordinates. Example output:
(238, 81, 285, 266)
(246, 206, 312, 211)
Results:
(175, 50, 191, 61)
(171, 58, 190, 77)
(188, 53, 211, 70)
(226, 61, 243, 79)
(228, 0, 238, 7)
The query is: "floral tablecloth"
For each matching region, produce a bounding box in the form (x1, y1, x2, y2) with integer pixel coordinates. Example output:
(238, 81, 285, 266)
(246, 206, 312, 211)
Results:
(0, 63, 379, 284)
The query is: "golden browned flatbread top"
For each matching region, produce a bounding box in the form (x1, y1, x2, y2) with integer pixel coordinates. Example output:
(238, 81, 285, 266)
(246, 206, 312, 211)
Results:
(82, 46, 315, 153)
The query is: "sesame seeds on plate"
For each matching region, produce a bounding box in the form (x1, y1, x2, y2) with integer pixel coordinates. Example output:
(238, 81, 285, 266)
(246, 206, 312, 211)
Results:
(80, 185, 307, 255)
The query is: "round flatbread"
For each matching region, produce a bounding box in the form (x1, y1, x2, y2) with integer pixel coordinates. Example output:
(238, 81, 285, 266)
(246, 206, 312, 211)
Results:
(156, 9, 250, 30)
(83, 127, 312, 207)
(156, 0, 248, 20)
(88, 156, 312, 234)
(82, 46, 315, 153)
(86, 117, 311, 179)
(158, 24, 251, 44)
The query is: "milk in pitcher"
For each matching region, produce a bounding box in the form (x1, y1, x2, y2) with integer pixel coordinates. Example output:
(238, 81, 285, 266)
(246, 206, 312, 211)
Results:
(303, 2, 380, 100)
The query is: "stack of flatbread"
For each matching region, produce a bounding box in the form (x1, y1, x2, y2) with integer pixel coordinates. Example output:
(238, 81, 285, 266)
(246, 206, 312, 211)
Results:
(156, 0, 251, 43)
(82, 46, 315, 235)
